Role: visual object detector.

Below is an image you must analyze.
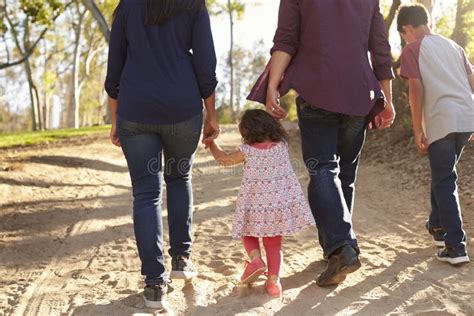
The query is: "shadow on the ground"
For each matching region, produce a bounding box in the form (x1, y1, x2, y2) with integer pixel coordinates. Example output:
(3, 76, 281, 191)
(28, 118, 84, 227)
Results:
(0, 192, 135, 267)
(0, 176, 129, 189)
(275, 245, 464, 315)
(17, 155, 128, 173)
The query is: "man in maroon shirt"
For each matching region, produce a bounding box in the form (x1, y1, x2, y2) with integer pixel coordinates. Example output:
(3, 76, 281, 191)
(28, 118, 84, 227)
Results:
(249, 0, 395, 286)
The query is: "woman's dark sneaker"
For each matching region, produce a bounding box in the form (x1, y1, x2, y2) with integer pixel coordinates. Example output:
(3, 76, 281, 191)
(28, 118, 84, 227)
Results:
(170, 255, 198, 280)
(425, 222, 445, 247)
(436, 247, 470, 265)
(143, 282, 168, 309)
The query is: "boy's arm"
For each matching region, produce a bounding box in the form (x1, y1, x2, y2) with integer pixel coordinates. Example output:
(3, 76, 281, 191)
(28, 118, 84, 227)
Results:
(469, 74, 474, 142)
(208, 141, 245, 166)
(408, 78, 428, 154)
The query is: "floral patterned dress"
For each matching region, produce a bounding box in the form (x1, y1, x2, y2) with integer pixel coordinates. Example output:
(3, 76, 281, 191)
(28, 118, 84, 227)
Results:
(232, 142, 315, 239)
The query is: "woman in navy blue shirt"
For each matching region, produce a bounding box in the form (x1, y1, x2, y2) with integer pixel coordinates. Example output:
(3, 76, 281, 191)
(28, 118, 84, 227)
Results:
(105, 0, 219, 308)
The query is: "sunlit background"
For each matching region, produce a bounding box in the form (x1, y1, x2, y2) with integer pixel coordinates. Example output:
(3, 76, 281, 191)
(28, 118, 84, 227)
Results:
(0, 0, 471, 132)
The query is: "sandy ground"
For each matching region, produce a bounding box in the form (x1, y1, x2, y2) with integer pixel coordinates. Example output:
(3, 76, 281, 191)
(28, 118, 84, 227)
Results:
(0, 125, 473, 315)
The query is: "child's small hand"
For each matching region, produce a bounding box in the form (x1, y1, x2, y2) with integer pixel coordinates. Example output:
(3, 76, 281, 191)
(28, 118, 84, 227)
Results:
(414, 130, 428, 154)
(469, 134, 473, 143)
(204, 139, 216, 150)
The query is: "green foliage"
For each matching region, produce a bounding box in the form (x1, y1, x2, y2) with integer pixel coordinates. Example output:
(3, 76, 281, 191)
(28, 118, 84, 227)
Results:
(242, 101, 262, 112)
(216, 105, 234, 124)
(435, 8, 456, 38)
(207, 0, 245, 18)
(20, 0, 65, 26)
(0, 20, 7, 35)
(279, 90, 297, 122)
(0, 125, 110, 148)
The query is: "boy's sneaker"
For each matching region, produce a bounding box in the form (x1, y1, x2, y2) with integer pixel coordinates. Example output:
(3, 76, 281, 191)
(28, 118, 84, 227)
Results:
(436, 247, 470, 265)
(426, 222, 445, 247)
(143, 282, 168, 309)
(170, 255, 198, 280)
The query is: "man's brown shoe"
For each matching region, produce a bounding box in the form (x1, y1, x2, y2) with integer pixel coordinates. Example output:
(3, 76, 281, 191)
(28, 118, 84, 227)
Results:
(316, 245, 361, 287)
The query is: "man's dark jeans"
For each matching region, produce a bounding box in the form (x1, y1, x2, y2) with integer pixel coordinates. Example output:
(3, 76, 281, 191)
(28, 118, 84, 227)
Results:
(117, 113, 202, 285)
(428, 132, 470, 251)
(296, 97, 367, 257)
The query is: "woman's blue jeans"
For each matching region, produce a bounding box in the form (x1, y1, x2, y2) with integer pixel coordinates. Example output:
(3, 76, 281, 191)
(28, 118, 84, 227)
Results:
(117, 113, 202, 285)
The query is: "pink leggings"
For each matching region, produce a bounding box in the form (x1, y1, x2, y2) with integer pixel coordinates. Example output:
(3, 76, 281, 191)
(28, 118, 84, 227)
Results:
(242, 236, 282, 276)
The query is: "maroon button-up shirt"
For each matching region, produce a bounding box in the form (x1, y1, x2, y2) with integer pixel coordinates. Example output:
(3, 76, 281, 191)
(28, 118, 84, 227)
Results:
(248, 0, 394, 117)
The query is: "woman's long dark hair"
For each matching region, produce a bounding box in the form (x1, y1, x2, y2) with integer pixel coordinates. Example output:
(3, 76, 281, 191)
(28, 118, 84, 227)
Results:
(113, 0, 202, 25)
(145, 0, 202, 25)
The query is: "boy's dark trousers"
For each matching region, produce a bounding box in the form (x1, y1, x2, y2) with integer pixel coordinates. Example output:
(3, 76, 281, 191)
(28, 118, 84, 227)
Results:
(428, 132, 471, 251)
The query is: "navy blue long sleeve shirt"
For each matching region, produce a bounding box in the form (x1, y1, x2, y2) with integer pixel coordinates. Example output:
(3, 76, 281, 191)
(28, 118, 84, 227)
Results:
(105, 0, 218, 124)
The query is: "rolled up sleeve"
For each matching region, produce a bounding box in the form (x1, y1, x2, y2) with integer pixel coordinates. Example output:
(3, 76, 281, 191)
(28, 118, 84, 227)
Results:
(104, 4, 128, 100)
(400, 44, 421, 80)
(270, 0, 300, 57)
(369, 0, 394, 81)
(192, 5, 218, 99)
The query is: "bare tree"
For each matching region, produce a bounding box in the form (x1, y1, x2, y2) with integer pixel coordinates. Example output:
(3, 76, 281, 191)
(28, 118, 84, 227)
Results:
(68, 4, 88, 128)
(418, 0, 435, 13)
(81, 0, 111, 42)
(0, 2, 74, 70)
(4, 13, 43, 130)
(385, 0, 402, 32)
(226, 0, 235, 120)
(451, 0, 474, 49)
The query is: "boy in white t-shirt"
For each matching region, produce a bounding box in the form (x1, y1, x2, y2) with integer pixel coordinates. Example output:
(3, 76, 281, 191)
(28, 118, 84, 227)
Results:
(398, 4, 474, 265)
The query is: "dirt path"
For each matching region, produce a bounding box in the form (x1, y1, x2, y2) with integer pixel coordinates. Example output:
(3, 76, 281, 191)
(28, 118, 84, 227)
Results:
(1, 126, 473, 315)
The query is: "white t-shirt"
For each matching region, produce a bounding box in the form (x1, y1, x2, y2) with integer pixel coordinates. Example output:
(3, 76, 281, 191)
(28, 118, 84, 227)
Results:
(400, 34, 474, 145)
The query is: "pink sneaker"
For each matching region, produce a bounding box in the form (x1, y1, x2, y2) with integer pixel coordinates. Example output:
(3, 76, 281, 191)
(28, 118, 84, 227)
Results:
(265, 278, 282, 297)
(240, 257, 266, 284)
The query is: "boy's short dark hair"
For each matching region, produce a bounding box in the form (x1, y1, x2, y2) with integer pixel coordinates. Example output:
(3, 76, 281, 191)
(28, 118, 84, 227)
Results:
(397, 4, 430, 33)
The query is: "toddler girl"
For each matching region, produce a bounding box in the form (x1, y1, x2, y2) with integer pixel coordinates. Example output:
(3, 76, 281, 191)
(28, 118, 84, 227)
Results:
(207, 109, 315, 297)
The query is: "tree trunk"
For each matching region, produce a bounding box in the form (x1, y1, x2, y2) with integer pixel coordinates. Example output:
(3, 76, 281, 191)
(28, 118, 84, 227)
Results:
(5, 13, 42, 130)
(385, 0, 401, 32)
(24, 63, 41, 131)
(23, 20, 44, 130)
(81, 0, 110, 42)
(69, 7, 86, 129)
(417, 0, 435, 13)
(227, 0, 236, 122)
(451, 0, 470, 49)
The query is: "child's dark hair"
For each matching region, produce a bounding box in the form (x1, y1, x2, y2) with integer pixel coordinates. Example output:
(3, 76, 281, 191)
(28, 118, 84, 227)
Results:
(239, 109, 289, 144)
(397, 4, 430, 33)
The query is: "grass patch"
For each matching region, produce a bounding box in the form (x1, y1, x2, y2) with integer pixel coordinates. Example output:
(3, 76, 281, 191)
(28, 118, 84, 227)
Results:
(0, 125, 110, 149)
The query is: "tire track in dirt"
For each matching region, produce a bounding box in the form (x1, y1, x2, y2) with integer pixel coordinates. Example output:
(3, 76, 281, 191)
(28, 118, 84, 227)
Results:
(14, 215, 106, 315)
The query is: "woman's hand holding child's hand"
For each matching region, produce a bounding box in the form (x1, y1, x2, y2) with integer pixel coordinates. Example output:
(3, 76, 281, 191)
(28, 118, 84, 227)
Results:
(265, 88, 287, 120)
(202, 114, 220, 146)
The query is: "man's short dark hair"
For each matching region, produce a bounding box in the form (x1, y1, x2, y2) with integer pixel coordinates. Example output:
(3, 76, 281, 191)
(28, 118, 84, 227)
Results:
(397, 4, 430, 33)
